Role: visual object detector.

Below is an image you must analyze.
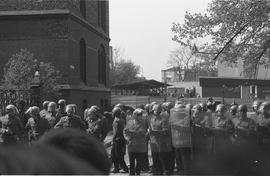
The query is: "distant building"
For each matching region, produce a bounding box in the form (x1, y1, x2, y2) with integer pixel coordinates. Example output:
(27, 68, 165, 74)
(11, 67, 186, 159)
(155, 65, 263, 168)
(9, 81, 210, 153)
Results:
(161, 66, 217, 97)
(200, 59, 270, 99)
(0, 0, 110, 114)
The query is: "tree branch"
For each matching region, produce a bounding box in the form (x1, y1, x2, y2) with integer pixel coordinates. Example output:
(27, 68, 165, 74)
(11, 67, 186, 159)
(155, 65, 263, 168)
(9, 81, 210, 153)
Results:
(213, 24, 249, 60)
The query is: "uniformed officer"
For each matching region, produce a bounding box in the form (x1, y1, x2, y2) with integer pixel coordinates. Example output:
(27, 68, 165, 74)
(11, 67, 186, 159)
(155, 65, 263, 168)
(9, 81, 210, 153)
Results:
(124, 108, 148, 175)
(56, 99, 67, 120)
(212, 104, 234, 154)
(170, 103, 192, 175)
(44, 102, 58, 129)
(230, 104, 238, 125)
(40, 100, 50, 118)
(149, 104, 172, 175)
(0, 105, 24, 145)
(85, 107, 104, 141)
(256, 101, 270, 148)
(111, 107, 129, 173)
(25, 106, 49, 145)
(249, 99, 262, 123)
(233, 104, 256, 146)
(54, 104, 86, 131)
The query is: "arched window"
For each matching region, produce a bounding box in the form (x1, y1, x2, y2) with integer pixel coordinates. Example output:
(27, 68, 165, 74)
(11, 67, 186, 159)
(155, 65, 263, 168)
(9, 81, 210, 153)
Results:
(80, 0, 86, 18)
(97, 1, 106, 31)
(80, 39, 86, 84)
(98, 45, 106, 86)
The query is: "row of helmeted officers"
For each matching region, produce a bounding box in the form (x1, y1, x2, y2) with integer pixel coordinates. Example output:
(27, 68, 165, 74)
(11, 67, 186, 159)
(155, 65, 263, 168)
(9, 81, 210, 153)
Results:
(110, 99, 270, 175)
(0, 99, 110, 146)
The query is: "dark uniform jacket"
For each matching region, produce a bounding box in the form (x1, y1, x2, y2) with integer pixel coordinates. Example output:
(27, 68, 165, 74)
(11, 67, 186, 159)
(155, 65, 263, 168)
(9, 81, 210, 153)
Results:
(0, 114, 24, 144)
(86, 117, 103, 141)
(54, 114, 86, 131)
(25, 116, 50, 142)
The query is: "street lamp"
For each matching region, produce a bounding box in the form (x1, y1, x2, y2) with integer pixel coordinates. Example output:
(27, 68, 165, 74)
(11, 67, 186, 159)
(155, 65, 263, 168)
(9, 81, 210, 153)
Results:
(30, 71, 41, 106)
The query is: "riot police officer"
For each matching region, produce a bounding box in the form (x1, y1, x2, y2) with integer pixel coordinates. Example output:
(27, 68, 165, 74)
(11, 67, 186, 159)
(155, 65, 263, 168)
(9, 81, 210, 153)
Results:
(149, 104, 172, 175)
(54, 104, 86, 131)
(44, 102, 58, 129)
(56, 99, 67, 120)
(124, 108, 148, 175)
(111, 107, 129, 173)
(85, 107, 104, 141)
(233, 104, 256, 146)
(25, 106, 49, 145)
(0, 105, 24, 145)
(40, 100, 50, 118)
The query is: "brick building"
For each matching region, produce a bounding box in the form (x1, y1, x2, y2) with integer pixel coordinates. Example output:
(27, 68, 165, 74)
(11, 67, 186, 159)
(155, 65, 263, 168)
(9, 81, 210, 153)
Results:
(0, 0, 110, 114)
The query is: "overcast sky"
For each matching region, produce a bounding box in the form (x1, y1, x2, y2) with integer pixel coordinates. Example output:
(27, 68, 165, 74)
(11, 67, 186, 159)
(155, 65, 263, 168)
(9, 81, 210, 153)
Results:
(109, 0, 212, 81)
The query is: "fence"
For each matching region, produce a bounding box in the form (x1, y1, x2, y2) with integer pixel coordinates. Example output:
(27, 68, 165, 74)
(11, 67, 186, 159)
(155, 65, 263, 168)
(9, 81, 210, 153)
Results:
(0, 89, 32, 115)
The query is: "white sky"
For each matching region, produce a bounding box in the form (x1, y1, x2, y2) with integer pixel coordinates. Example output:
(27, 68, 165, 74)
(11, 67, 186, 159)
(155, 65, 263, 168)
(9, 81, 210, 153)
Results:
(109, 0, 212, 81)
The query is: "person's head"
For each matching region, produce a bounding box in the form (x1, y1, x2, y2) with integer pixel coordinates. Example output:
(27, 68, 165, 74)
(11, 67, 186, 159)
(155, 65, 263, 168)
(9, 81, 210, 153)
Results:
(216, 104, 226, 118)
(230, 105, 238, 116)
(42, 101, 50, 110)
(137, 104, 145, 110)
(66, 104, 76, 116)
(57, 99, 66, 111)
(199, 102, 207, 112)
(112, 107, 121, 118)
(144, 104, 151, 114)
(238, 104, 248, 119)
(114, 104, 124, 111)
(28, 106, 40, 118)
(86, 108, 98, 121)
(252, 100, 262, 113)
(193, 104, 203, 118)
(259, 101, 270, 118)
(35, 128, 111, 174)
(48, 102, 57, 113)
(5, 104, 18, 116)
(133, 108, 143, 121)
(153, 104, 162, 116)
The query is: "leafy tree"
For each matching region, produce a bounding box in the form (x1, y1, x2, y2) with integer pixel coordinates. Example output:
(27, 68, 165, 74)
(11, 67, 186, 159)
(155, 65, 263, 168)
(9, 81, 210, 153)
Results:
(172, 0, 270, 78)
(110, 47, 144, 85)
(167, 46, 217, 81)
(2, 49, 62, 99)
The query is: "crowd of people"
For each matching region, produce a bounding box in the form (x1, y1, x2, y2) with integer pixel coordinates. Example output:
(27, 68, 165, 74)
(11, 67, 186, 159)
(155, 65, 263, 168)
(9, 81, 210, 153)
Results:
(0, 99, 111, 175)
(110, 98, 270, 175)
(1, 97, 270, 175)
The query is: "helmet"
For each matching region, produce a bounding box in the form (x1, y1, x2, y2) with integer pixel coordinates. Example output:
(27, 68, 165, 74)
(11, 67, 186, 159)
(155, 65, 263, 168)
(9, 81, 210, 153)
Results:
(58, 99, 66, 108)
(5, 104, 18, 115)
(42, 101, 50, 109)
(259, 101, 270, 114)
(66, 104, 76, 115)
(30, 106, 40, 116)
(152, 104, 162, 115)
(252, 100, 262, 111)
(89, 105, 100, 114)
(161, 102, 167, 111)
(174, 103, 185, 109)
(133, 108, 143, 116)
(112, 107, 121, 118)
(48, 102, 57, 113)
(199, 102, 207, 111)
(238, 104, 248, 113)
(144, 104, 151, 112)
(230, 105, 238, 115)
(115, 104, 124, 110)
(193, 104, 202, 111)
(215, 104, 226, 113)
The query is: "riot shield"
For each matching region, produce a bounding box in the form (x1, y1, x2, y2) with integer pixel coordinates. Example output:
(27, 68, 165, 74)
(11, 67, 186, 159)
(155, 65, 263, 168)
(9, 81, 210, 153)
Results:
(170, 107, 192, 148)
